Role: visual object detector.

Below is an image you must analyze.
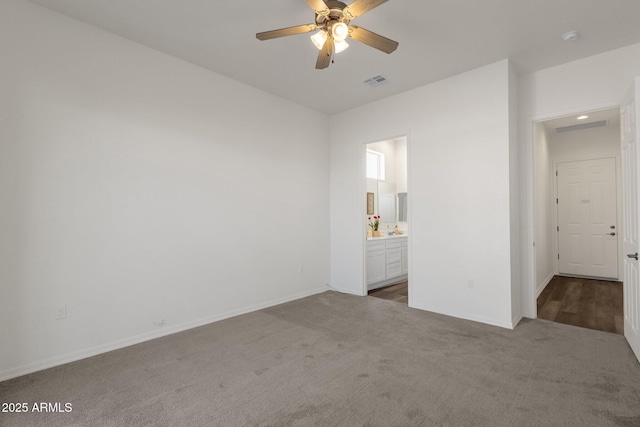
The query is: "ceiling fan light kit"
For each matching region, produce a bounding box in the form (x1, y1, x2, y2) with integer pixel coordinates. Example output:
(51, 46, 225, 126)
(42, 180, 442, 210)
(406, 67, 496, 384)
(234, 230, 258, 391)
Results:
(256, 0, 399, 69)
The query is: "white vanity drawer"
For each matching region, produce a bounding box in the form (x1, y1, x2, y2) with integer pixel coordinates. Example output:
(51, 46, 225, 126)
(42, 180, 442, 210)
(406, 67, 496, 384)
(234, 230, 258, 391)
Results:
(386, 239, 402, 249)
(386, 248, 402, 264)
(386, 262, 402, 278)
(367, 240, 386, 251)
(401, 238, 408, 247)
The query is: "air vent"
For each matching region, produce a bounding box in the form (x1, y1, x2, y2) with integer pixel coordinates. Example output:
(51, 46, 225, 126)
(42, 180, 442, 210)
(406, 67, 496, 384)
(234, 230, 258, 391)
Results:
(362, 74, 389, 88)
(554, 120, 608, 133)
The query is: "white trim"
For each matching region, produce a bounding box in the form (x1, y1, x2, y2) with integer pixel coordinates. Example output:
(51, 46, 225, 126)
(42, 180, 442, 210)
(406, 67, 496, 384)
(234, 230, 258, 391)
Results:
(512, 314, 524, 328)
(0, 285, 330, 382)
(329, 283, 360, 295)
(552, 159, 560, 277)
(411, 302, 517, 330)
(536, 271, 555, 298)
(406, 136, 414, 307)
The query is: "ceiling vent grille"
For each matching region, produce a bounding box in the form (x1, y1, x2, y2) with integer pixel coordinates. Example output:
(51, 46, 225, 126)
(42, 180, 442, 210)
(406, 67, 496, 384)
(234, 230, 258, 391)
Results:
(554, 120, 608, 133)
(362, 74, 389, 88)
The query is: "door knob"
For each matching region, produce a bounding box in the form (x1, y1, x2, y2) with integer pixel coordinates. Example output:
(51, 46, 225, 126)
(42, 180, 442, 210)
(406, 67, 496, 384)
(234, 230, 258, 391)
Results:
(610, 225, 616, 229)
(608, 232, 616, 236)
(628, 253, 639, 260)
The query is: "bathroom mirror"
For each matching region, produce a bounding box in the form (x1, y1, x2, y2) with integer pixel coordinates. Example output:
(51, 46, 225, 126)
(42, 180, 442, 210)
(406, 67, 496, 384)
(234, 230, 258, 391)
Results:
(398, 192, 407, 222)
(377, 182, 396, 223)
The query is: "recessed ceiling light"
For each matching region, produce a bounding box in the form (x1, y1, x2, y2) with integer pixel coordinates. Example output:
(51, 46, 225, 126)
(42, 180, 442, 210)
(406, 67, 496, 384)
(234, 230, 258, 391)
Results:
(577, 115, 589, 120)
(562, 31, 580, 42)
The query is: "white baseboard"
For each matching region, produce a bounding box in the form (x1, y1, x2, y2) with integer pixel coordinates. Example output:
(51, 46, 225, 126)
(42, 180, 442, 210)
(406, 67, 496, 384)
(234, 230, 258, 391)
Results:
(512, 314, 523, 328)
(327, 283, 366, 296)
(0, 285, 330, 382)
(409, 302, 515, 330)
(536, 272, 555, 298)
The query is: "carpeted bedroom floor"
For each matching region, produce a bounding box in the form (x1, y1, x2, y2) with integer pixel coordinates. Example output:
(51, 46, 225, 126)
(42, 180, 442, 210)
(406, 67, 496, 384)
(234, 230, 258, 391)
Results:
(1, 290, 639, 426)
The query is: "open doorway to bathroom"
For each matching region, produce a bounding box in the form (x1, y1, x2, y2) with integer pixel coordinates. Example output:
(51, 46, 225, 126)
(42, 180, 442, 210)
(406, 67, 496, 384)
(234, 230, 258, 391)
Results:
(364, 136, 409, 305)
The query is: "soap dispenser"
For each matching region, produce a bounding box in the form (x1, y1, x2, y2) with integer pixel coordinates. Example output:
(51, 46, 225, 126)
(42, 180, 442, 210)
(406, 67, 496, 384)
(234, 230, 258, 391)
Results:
(394, 225, 399, 235)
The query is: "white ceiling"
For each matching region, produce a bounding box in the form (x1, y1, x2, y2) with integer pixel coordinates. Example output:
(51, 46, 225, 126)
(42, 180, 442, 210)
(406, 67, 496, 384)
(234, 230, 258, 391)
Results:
(25, 0, 640, 115)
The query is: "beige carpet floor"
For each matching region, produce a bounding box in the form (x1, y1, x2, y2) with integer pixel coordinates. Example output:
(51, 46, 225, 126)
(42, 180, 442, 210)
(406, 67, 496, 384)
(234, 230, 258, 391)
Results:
(1, 291, 640, 426)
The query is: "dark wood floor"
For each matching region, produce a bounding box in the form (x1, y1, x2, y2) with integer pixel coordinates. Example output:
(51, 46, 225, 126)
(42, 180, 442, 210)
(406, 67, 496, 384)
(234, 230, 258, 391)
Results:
(537, 275, 623, 335)
(368, 281, 408, 304)
(370, 277, 623, 335)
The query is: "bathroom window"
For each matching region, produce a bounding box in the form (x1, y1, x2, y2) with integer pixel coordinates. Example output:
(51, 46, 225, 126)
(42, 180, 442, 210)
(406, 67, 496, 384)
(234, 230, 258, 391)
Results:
(366, 150, 385, 180)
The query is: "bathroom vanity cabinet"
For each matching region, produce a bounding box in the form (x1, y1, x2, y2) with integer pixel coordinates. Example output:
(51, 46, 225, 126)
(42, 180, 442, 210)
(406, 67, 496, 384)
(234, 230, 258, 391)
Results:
(366, 235, 408, 290)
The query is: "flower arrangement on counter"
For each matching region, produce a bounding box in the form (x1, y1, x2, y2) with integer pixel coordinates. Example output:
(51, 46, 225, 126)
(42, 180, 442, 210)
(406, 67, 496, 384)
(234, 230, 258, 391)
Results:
(368, 215, 380, 231)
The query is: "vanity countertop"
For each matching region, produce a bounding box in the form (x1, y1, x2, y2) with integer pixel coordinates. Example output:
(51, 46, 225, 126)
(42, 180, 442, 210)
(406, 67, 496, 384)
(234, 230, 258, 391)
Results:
(367, 234, 407, 241)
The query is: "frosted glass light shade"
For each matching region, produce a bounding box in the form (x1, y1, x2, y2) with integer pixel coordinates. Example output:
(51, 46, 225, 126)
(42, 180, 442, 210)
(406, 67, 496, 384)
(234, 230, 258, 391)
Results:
(332, 22, 348, 42)
(311, 31, 328, 50)
(334, 40, 349, 53)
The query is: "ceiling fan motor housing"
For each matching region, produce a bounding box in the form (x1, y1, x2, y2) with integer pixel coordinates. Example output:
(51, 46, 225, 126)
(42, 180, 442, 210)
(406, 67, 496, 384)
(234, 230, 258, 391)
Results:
(315, 1, 351, 30)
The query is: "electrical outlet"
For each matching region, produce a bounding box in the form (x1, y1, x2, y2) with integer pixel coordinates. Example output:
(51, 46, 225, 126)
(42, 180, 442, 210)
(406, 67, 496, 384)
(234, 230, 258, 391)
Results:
(467, 280, 475, 289)
(298, 265, 304, 274)
(154, 319, 166, 327)
(55, 304, 66, 320)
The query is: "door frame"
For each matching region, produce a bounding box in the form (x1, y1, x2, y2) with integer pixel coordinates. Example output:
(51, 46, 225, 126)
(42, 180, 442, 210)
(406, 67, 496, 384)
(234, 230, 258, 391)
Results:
(553, 156, 622, 280)
(525, 101, 623, 317)
(361, 133, 412, 304)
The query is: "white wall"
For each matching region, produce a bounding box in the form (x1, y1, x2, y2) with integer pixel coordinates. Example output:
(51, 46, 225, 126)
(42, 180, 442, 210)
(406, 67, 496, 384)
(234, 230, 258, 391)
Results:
(0, 0, 330, 380)
(549, 125, 620, 161)
(534, 123, 555, 295)
(368, 140, 397, 187)
(330, 60, 518, 328)
(519, 42, 640, 317)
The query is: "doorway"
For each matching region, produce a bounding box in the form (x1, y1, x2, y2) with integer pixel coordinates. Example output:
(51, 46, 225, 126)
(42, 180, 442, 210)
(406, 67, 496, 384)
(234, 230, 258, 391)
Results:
(534, 108, 623, 333)
(363, 136, 409, 305)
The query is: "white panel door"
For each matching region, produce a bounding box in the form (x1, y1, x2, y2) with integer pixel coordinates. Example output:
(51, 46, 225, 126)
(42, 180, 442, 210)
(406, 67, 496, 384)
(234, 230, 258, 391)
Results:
(621, 78, 640, 362)
(557, 158, 618, 279)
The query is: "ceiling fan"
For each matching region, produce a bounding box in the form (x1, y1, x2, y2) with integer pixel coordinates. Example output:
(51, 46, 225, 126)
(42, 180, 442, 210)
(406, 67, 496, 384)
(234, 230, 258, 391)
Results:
(256, 0, 399, 69)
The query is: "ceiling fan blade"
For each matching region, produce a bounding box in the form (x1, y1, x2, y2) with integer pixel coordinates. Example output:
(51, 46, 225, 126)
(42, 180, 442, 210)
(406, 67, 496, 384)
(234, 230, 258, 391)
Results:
(348, 25, 398, 53)
(343, 0, 388, 19)
(256, 24, 317, 41)
(306, 0, 330, 16)
(316, 37, 335, 69)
